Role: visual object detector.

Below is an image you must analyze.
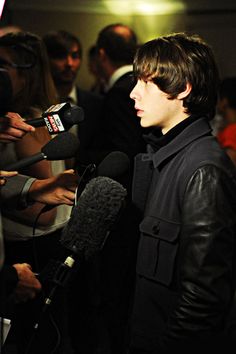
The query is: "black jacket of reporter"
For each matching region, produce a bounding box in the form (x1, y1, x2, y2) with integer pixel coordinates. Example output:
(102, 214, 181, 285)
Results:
(130, 115, 236, 353)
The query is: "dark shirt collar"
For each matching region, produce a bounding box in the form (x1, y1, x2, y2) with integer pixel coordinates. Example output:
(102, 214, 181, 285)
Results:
(144, 115, 202, 151)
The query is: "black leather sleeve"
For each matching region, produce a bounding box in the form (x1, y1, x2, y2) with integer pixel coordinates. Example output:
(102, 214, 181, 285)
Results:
(161, 164, 236, 350)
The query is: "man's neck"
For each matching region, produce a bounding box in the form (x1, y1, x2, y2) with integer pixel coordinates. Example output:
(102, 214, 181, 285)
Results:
(105, 64, 133, 91)
(56, 83, 74, 101)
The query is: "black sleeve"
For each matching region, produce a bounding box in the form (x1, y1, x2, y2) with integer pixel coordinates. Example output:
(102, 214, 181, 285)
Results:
(161, 165, 236, 351)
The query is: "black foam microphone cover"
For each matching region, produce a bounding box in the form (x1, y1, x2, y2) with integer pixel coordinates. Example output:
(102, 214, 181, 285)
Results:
(42, 131, 80, 160)
(60, 176, 127, 260)
(97, 151, 130, 179)
(63, 104, 84, 125)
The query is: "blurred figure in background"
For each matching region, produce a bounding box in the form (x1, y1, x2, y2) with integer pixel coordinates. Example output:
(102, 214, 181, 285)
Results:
(0, 31, 77, 354)
(92, 23, 148, 164)
(87, 44, 105, 94)
(216, 76, 236, 165)
(42, 30, 104, 167)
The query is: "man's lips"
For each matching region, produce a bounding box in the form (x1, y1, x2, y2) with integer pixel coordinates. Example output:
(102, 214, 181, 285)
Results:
(135, 107, 144, 116)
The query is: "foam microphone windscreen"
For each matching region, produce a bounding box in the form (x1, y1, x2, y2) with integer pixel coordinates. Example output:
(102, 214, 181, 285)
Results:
(42, 131, 80, 160)
(60, 176, 127, 260)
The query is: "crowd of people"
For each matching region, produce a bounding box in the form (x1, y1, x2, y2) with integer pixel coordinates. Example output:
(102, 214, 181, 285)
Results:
(0, 21, 236, 354)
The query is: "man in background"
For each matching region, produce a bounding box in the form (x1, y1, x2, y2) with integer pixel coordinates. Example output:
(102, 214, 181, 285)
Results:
(93, 23, 148, 163)
(42, 30, 104, 167)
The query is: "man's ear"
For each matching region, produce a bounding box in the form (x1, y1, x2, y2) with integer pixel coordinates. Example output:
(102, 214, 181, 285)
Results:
(177, 82, 192, 99)
(98, 48, 107, 61)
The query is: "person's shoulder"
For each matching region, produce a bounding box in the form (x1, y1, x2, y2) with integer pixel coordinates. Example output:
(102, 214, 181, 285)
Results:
(76, 86, 103, 102)
(187, 135, 236, 176)
(113, 71, 134, 90)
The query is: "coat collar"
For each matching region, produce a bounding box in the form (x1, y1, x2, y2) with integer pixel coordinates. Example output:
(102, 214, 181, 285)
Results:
(152, 117, 212, 168)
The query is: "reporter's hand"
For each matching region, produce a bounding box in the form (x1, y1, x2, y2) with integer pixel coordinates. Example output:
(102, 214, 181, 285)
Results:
(12, 263, 42, 303)
(0, 112, 35, 143)
(28, 169, 78, 205)
(0, 170, 18, 185)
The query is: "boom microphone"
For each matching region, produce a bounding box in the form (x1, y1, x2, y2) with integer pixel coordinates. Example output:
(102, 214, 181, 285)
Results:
(61, 176, 127, 260)
(26, 102, 84, 134)
(4, 131, 80, 171)
(35, 176, 126, 331)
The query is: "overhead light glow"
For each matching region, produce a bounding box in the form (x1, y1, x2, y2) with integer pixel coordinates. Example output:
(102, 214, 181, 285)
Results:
(103, 0, 186, 15)
(0, 0, 6, 18)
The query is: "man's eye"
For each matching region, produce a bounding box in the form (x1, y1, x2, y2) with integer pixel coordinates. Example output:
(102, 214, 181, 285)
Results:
(71, 52, 80, 59)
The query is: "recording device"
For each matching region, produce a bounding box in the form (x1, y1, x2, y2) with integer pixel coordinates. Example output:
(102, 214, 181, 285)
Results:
(26, 102, 84, 134)
(4, 131, 80, 171)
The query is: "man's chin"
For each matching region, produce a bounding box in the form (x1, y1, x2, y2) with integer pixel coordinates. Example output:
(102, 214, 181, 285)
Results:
(55, 78, 75, 85)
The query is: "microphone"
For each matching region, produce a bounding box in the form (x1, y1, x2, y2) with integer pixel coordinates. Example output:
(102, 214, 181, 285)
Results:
(61, 176, 127, 260)
(38, 176, 127, 309)
(75, 151, 130, 205)
(26, 102, 84, 134)
(97, 151, 130, 179)
(4, 132, 80, 171)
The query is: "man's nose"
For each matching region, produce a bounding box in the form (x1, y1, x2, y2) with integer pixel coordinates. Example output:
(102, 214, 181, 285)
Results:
(66, 55, 74, 66)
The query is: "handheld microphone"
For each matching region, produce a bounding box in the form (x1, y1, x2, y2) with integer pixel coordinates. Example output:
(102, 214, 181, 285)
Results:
(26, 102, 84, 134)
(4, 132, 80, 171)
(75, 151, 130, 204)
(96, 151, 130, 179)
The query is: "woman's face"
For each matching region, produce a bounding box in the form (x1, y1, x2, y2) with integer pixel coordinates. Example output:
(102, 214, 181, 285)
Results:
(0, 46, 25, 97)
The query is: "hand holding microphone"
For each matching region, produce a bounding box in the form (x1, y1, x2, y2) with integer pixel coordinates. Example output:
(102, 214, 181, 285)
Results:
(0, 111, 35, 143)
(26, 102, 84, 134)
(0, 103, 83, 144)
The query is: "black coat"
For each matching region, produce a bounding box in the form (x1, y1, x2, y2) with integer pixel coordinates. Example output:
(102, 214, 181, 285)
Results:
(73, 86, 104, 166)
(130, 117, 236, 353)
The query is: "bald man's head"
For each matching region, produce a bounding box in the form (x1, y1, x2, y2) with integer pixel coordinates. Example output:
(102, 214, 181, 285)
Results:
(96, 23, 137, 66)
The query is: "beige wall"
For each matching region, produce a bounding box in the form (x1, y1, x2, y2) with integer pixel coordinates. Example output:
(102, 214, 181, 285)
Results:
(10, 8, 236, 90)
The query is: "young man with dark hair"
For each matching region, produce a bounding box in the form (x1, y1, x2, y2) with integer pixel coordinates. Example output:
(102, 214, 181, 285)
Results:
(129, 32, 236, 353)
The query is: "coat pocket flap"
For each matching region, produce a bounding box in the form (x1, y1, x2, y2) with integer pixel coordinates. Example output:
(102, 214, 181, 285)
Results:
(139, 216, 180, 243)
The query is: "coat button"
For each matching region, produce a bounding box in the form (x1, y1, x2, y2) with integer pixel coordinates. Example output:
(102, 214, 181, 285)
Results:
(152, 223, 160, 234)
